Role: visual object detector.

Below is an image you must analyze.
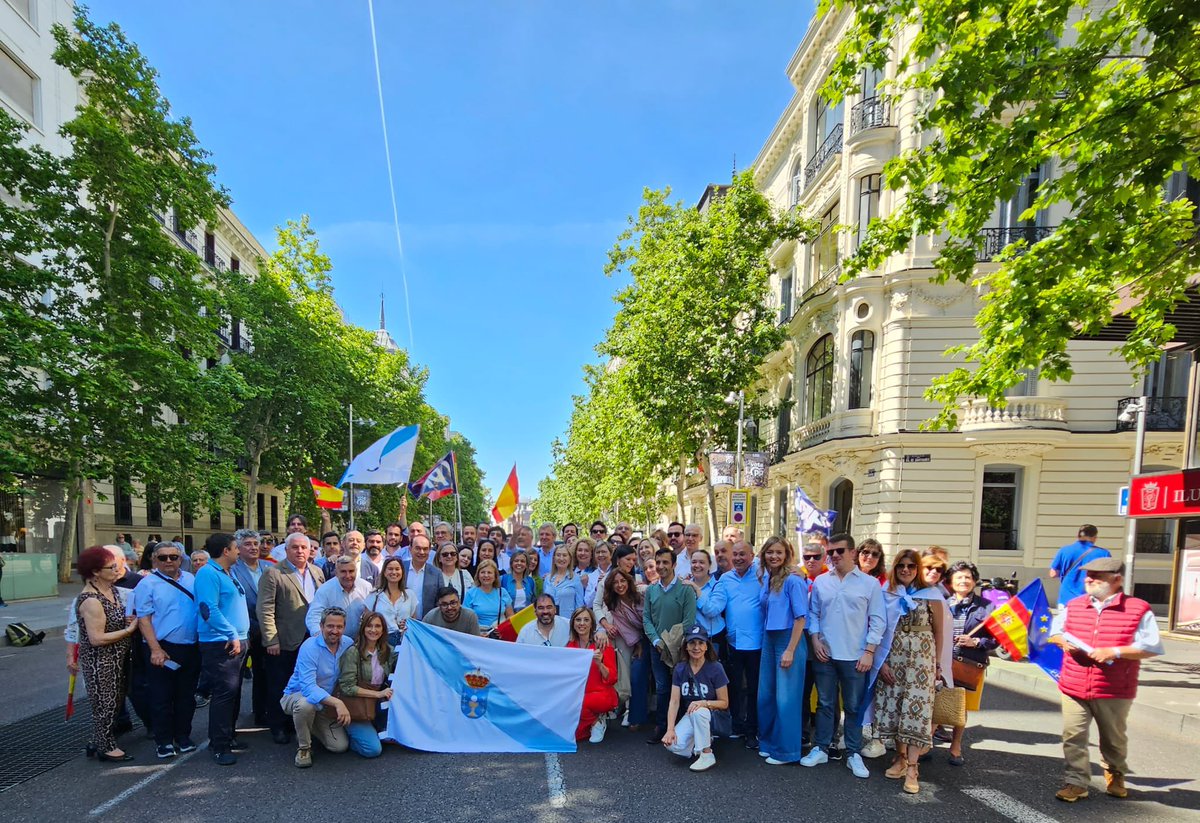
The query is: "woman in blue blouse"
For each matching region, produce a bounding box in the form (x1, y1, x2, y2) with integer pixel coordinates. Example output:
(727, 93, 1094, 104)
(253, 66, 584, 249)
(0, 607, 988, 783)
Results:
(463, 560, 513, 636)
(501, 551, 537, 612)
(541, 545, 586, 614)
(756, 536, 808, 765)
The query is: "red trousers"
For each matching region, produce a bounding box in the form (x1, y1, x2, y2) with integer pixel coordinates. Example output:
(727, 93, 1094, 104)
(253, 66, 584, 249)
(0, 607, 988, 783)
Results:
(576, 687, 619, 740)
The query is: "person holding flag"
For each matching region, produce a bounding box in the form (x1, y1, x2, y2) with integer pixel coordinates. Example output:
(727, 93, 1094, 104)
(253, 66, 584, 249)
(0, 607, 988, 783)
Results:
(1047, 557, 1164, 803)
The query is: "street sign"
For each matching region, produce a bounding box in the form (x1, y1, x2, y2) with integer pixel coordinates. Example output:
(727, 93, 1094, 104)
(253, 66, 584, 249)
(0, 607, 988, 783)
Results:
(1129, 468, 1200, 517)
(728, 489, 749, 525)
(1117, 486, 1129, 517)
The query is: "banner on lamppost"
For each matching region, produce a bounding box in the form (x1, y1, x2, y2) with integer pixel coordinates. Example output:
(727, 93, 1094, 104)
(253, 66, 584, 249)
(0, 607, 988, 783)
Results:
(709, 452, 736, 487)
(743, 452, 769, 488)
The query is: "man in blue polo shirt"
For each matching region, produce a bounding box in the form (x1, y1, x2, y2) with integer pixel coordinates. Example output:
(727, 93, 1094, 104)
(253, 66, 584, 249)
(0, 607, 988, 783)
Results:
(195, 532, 250, 766)
(133, 541, 199, 759)
(1049, 524, 1112, 608)
(704, 540, 764, 750)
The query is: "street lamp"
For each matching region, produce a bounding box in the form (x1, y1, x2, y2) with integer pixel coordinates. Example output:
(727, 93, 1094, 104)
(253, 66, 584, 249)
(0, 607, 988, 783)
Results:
(347, 403, 376, 531)
(1118, 395, 1148, 590)
(725, 391, 746, 487)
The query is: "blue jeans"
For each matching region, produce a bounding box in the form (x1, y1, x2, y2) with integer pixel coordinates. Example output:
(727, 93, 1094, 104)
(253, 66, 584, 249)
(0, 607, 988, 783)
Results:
(757, 629, 807, 761)
(814, 658, 866, 754)
(626, 637, 650, 725)
(346, 721, 382, 758)
(649, 643, 672, 732)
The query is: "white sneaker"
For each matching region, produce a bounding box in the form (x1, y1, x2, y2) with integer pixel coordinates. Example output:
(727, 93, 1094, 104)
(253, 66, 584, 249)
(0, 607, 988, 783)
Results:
(620, 709, 630, 728)
(800, 748, 828, 767)
(861, 739, 887, 759)
(589, 716, 607, 744)
(758, 749, 770, 758)
(847, 753, 870, 778)
(764, 757, 791, 765)
(690, 751, 717, 772)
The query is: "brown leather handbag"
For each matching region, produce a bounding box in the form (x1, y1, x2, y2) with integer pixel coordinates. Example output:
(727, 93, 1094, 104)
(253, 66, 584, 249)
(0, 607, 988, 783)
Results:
(337, 679, 379, 723)
(951, 655, 985, 691)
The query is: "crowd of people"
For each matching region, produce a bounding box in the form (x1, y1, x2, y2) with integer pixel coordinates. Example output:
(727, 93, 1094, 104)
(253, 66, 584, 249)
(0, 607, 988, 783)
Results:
(68, 517, 1161, 801)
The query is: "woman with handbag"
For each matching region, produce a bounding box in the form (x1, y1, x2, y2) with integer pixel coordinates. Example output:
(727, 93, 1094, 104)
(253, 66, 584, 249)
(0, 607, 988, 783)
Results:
(597, 569, 650, 730)
(946, 561, 996, 766)
(367, 558, 417, 647)
(661, 624, 730, 772)
(464, 560, 514, 637)
(336, 612, 396, 751)
(875, 549, 946, 794)
(756, 536, 809, 765)
(566, 607, 618, 743)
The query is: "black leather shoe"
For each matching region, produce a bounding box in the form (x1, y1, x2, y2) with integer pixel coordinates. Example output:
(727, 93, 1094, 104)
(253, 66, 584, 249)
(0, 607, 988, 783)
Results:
(230, 739, 249, 752)
(97, 751, 134, 762)
(271, 729, 290, 745)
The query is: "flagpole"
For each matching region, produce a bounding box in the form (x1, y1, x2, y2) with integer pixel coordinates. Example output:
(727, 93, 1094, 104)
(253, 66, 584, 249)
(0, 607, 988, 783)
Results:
(348, 403, 355, 533)
(452, 452, 462, 544)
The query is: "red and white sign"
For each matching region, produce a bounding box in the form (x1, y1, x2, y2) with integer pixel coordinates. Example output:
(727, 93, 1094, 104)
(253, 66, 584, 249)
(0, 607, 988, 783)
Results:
(1129, 469, 1200, 518)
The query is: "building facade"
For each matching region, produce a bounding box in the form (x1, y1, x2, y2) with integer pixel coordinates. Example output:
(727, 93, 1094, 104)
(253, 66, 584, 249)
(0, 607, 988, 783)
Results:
(675, 7, 1187, 610)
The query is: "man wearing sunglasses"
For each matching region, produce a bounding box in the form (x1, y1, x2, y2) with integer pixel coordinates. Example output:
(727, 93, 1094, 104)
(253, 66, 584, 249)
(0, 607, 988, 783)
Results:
(801, 533, 885, 778)
(589, 521, 608, 541)
(133, 541, 200, 759)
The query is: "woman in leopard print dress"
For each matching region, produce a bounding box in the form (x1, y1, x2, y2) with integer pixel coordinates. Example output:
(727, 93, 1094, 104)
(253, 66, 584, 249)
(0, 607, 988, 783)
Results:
(76, 546, 139, 761)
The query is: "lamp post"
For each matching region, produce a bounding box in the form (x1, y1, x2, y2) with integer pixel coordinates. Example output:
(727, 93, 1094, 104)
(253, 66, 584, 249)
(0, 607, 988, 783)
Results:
(1118, 395, 1149, 590)
(347, 403, 376, 531)
(726, 390, 746, 487)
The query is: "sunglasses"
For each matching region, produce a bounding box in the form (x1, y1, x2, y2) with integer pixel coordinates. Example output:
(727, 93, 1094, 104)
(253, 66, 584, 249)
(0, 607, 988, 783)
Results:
(591, 528, 605, 534)
(440, 553, 457, 559)
(860, 550, 882, 558)
(667, 532, 683, 538)
(802, 554, 822, 561)
(156, 554, 181, 561)
(826, 547, 847, 556)
(895, 562, 917, 570)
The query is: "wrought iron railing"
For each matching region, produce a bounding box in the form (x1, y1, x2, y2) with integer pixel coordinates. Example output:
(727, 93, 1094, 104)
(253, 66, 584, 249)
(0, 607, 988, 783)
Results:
(804, 124, 844, 187)
(975, 225, 1055, 261)
(1134, 532, 1173, 554)
(849, 97, 891, 136)
(1116, 396, 1187, 432)
(800, 265, 840, 305)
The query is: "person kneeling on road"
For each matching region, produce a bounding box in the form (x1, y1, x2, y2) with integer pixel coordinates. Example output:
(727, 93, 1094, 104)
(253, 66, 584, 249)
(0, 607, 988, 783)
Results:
(662, 625, 730, 772)
(280, 606, 382, 767)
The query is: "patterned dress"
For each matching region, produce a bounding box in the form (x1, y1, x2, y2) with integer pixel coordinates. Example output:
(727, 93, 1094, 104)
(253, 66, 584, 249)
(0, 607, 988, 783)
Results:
(77, 589, 131, 754)
(874, 601, 936, 748)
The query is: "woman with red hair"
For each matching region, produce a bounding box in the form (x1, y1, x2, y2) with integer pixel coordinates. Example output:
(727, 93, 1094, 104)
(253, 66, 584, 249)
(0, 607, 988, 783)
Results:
(76, 546, 140, 762)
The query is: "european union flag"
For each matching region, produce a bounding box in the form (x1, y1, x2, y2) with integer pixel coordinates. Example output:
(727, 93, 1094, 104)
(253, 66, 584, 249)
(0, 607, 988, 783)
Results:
(1026, 580, 1063, 681)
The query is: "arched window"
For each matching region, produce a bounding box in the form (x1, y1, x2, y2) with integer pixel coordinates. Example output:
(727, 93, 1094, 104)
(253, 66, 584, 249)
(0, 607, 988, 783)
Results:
(831, 478, 854, 535)
(848, 330, 875, 409)
(804, 335, 835, 423)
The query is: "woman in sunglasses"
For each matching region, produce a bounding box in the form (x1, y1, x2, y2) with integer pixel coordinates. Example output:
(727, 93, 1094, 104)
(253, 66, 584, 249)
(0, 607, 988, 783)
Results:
(874, 549, 946, 794)
(857, 539, 887, 585)
(435, 542, 473, 600)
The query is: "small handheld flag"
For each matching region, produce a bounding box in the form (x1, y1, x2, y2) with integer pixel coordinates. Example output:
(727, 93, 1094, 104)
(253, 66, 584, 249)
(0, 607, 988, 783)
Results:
(982, 579, 1063, 680)
(408, 452, 458, 502)
(310, 478, 345, 510)
(493, 604, 536, 642)
(492, 464, 519, 524)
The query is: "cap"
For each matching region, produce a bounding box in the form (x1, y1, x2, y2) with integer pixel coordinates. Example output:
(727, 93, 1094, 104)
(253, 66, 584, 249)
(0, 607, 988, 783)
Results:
(685, 624, 710, 643)
(1081, 557, 1123, 574)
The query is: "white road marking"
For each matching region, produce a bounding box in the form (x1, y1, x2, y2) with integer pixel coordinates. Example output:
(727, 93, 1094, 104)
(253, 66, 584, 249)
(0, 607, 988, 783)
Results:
(88, 741, 209, 817)
(544, 753, 567, 808)
(962, 787, 1063, 823)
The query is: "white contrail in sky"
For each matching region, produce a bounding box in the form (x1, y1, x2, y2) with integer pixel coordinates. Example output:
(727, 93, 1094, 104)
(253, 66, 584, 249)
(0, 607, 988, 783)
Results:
(367, 0, 415, 355)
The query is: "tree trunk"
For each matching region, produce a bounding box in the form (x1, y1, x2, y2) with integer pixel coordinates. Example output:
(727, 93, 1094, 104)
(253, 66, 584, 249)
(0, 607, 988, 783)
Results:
(675, 455, 686, 521)
(702, 454, 719, 546)
(59, 466, 82, 583)
(247, 449, 262, 530)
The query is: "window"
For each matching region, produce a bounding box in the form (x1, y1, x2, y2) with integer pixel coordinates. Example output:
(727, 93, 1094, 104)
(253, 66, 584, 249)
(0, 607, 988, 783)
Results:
(861, 64, 883, 100)
(0, 47, 36, 122)
(184, 534, 193, 553)
(146, 483, 163, 528)
(113, 472, 133, 526)
(776, 486, 789, 536)
(233, 489, 245, 530)
(980, 468, 1021, 550)
(779, 268, 793, 323)
(256, 493, 265, 530)
(4, 0, 33, 22)
(1006, 369, 1039, 397)
(857, 175, 882, 249)
(209, 497, 221, 530)
(230, 317, 241, 351)
(790, 157, 804, 206)
(777, 380, 793, 450)
(813, 94, 844, 150)
(182, 502, 194, 529)
(831, 478, 854, 535)
(1145, 350, 1189, 400)
(848, 330, 875, 409)
(1001, 162, 1050, 229)
(1165, 164, 1198, 217)
(270, 495, 279, 532)
(814, 204, 839, 278)
(204, 232, 216, 266)
(804, 335, 835, 423)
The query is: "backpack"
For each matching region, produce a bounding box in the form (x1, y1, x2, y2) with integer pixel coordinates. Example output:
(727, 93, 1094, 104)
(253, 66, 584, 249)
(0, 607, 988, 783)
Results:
(5, 622, 45, 647)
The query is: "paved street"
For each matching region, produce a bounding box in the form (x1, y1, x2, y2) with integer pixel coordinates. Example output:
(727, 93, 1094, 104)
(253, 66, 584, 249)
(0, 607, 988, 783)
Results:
(1, 641, 1196, 823)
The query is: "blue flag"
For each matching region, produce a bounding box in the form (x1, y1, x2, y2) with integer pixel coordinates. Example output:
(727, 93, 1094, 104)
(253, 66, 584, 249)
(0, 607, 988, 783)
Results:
(338, 424, 420, 487)
(794, 487, 837, 535)
(1026, 580, 1063, 681)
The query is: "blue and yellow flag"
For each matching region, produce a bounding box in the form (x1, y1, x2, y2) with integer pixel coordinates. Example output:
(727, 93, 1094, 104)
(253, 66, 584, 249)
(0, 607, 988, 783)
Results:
(983, 579, 1062, 680)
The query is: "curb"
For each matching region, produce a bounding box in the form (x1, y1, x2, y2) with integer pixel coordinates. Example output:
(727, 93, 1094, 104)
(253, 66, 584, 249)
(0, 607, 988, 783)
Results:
(987, 660, 1200, 738)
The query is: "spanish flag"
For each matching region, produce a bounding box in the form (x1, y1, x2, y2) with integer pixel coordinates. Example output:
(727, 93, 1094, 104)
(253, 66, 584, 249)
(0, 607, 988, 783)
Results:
(310, 477, 345, 510)
(493, 604, 535, 642)
(981, 579, 1062, 680)
(491, 464, 519, 524)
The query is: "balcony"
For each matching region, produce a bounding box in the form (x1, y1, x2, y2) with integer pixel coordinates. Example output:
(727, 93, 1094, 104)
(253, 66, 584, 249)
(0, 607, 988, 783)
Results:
(804, 123, 844, 188)
(975, 225, 1056, 261)
(800, 265, 840, 305)
(960, 397, 1068, 432)
(848, 97, 891, 137)
(1116, 396, 1186, 432)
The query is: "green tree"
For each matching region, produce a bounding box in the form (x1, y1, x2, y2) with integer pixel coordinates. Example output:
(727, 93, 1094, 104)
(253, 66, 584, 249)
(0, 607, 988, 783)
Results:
(825, 0, 1200, 428)
(600, 173, 812, 538)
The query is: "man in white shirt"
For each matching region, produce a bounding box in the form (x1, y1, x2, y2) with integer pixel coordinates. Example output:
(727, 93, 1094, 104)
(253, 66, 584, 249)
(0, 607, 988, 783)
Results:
(516, 595, 571, 647)
(305, 556, 372, 638)
(363, 530, 386, 576)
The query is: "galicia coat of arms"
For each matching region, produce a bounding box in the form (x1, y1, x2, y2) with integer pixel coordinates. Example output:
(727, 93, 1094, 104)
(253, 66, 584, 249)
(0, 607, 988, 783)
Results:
(461, 668, 490, 718)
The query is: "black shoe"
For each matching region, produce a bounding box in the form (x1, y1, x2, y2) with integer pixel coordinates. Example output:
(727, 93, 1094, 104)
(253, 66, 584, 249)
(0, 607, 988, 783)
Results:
(97, 751, 134, 763)
(174, 738, 197, 754)
(155, 744, 177, 759)
(112, 719, 134, 735)
(85, 744, 97, 759)
(194, 694, 210, 708)
(211, 750, 237, 766)
(743, 735, 759, 750)
(828, 747, 845, 761)
(646, 730, 665, 744)
(229, 739, 249, 752)
(271, 729, 290, 745)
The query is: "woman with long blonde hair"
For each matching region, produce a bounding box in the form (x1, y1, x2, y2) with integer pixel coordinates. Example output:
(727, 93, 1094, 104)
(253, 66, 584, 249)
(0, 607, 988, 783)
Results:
(756, 536, 808, 764)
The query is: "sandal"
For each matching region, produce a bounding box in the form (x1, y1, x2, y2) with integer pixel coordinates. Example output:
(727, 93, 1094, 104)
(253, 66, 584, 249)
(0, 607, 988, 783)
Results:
(885, 755, 907, 779)
(903, 763, 920, 794)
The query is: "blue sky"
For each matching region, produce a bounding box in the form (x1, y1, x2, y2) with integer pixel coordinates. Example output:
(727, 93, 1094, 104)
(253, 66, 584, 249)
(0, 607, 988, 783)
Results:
(87, 0, 813, 500)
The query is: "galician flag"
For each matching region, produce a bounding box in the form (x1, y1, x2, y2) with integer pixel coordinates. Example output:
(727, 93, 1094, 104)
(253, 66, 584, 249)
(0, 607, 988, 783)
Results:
(387, 620, 590, 753)
(309, 478, 344, 510)
(491, 464, 519, 524)
(794, 486, 837, 535)
(983, 579, 1063, 680)
(338, 424, 420, 487)
(408, 451, 457, 501)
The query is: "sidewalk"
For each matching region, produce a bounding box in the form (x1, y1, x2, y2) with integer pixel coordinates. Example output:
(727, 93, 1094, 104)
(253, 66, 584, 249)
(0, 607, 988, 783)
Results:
(987, 620, 1200, 737)
(0, 582, 83, 639)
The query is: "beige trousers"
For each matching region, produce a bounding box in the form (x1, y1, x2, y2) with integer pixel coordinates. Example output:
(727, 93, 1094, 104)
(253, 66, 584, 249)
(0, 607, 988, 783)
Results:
(1061, 693, 1131, 788)
(281, 692, 349, 753)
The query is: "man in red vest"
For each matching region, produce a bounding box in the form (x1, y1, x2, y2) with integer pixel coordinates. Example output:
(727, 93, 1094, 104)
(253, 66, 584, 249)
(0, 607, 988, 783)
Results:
(1047, 557, 1163, 803)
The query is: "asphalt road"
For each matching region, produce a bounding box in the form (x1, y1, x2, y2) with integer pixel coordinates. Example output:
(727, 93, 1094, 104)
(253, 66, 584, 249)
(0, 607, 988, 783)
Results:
(1, 656, 1196, 823)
